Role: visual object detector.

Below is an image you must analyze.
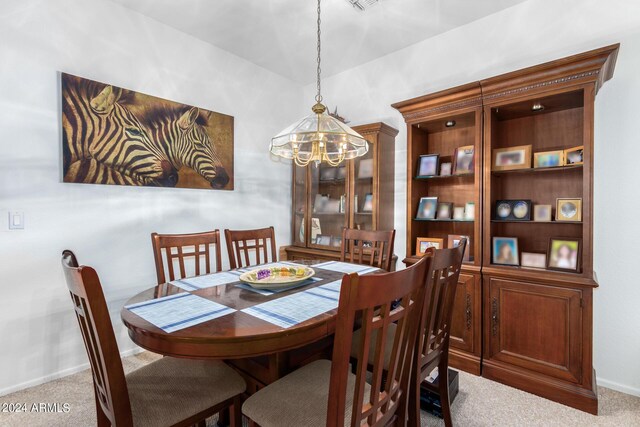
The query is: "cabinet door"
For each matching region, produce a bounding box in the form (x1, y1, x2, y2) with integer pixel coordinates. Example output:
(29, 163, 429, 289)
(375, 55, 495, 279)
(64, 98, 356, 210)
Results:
(486, 278, 583, 383)
(292, 165, 307, 247)
(351, 138, 375, 231)
(449, 273, 478, 354)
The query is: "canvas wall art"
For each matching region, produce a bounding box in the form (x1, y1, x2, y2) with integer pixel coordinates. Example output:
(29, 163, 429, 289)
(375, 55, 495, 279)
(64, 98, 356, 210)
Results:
(61, 73, 234, 190)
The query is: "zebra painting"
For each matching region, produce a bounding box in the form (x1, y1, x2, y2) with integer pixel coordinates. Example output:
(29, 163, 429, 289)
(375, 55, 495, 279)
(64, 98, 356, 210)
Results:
(61, 73, 234, 190)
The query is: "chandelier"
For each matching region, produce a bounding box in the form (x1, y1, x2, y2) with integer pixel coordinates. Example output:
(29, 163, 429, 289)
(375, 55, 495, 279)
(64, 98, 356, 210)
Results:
(270, 0, 368, 167)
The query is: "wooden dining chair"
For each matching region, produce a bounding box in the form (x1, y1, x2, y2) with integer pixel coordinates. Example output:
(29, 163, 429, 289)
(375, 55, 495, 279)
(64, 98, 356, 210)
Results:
(340, 228, 396, 272)
(408, 238, 467, 427)
(224, 226, 277, 269)
(242, 254, 430, 427)
(61, 250, 245, 427)
(151, 230, 222, 284)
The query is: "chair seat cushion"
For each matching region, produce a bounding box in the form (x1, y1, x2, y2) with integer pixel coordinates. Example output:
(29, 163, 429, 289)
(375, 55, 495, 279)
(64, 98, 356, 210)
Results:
(242, 359, 370, 427)
(350, 323, 397, 370)
(126, 357, 245, 427)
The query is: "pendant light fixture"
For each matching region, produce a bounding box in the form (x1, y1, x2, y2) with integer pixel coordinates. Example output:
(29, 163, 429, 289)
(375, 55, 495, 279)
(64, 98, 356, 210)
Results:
(270, 0, 368, 167)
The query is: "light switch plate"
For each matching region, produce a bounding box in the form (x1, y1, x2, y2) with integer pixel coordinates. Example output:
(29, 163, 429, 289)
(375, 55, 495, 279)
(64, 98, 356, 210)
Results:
(9, 211, 24, 230)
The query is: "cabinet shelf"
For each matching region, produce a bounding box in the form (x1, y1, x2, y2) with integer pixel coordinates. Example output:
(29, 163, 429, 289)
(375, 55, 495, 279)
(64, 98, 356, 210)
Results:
(491, 220, 582, 224)
(413, 218, 474, 223)
(492, 165, 582, 176)
(415, 173, 474, 181)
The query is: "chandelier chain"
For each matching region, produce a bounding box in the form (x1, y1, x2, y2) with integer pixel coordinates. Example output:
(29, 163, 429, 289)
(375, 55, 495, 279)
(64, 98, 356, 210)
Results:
(315, 0, 322, 103)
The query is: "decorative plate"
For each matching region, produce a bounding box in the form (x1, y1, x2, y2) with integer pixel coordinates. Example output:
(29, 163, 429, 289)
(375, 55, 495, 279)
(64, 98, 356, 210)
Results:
(239, 266, 315, 290)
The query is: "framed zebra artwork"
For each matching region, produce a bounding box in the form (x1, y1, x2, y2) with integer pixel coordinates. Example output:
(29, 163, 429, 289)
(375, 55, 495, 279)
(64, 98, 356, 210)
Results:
(61, 73, 234, 190)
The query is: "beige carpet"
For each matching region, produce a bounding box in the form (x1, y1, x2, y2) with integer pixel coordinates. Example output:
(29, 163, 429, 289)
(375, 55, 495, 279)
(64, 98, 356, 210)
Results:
(1, 352, 638, 426)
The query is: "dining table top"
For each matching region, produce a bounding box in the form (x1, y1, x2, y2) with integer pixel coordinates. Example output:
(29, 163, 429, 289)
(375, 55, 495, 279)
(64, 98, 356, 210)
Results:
(121, 260, 382, 360)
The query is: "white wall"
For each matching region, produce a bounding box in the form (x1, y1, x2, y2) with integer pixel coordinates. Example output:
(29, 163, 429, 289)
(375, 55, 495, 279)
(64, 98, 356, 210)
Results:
(303, 0, 640, 396)
(0, 0, 300, 395)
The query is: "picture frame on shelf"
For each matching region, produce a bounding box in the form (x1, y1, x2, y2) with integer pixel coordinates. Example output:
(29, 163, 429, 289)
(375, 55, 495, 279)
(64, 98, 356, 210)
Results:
(447, 234, 471, 262)
(330, 236, 342, 248)
(437, 202, 453, 220)
(495, 200, 532, 221)
(548, 238, 581, 272)
(313, 194, 329, 213)
(362, 193, 373, 212)
(533, 204, 552, 222)
(492, 237, 519, 266)
(416, 237, 444, 255)
(464, 202, 475, 220)
(453, 145, 474, 175)
(440, 162, 452, 176)
(521, 252, 547, 269)
(556, 198, 582, 222)
(336, 166, 347, 180)
(564, 145, 584, 166)
(416, 196, 438, 219)
(492, 145, 532, 171)
(315, 235, 331, 246)
(358, 158, 374, 179)
(319, 167, 336, 181)
(324, 198, 340, 213)
(534, 150, 565, 168)
(453, 206, 465, 221)
(417, 154, 439, 177)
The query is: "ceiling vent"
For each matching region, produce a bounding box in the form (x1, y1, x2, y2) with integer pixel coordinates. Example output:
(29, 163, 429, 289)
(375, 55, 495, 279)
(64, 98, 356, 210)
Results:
(346, 0, 380, 11)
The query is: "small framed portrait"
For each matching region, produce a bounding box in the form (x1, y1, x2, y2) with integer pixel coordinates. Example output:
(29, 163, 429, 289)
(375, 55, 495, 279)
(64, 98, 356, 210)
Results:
(330, 236, 343, 248)
(362, 193, 373, 212)
(564, 145, 584, 166)
(492, 237, 519, 266)
(358, 158, 374, 179)
(417, 154, 439, 177)
(453, 145, 475, 175)
(534, 150, 564, 168)
(556, 198, 582, 222)
(492, 145, 532, 171)
(464, 202, 475, 220)
(315, 235, 331, 246)
(416, 237, 444, 255)
(336, 166, 347, 180)
(533, 204, 552, 222)
(319, 167, 336, 181)
(440, 162, 452, 176)
(416, 196, 438, 219)
(437, 202, 453, 220)
(495, 200, 531, 221)
(453, 206, 465, 221)
(548, 238, 581, 272)
(521, 252, 547, 269)
(447, 234, 471, 262)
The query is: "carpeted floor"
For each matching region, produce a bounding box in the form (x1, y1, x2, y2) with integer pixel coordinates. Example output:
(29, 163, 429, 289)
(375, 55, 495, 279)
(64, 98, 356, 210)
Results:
(1, 352, 638, 426)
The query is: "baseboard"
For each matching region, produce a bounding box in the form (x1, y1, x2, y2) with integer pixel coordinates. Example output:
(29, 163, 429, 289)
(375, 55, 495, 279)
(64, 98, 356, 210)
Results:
(597, 377, 640, 397)
(0, 347, 143, 397)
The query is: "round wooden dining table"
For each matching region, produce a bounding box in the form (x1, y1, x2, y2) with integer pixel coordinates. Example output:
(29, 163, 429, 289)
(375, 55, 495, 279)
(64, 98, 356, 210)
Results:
(121, 261, 381, 389)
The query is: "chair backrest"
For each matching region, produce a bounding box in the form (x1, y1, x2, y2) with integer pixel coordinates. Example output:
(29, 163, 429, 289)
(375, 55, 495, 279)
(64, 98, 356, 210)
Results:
(151, 230, 222, 284)
(415, 239, 467, 378)
(61, 250, 133, 426)
(224, 226, 277, 269)
(340, 228, 396, 272)
(327, 255, 431, 427)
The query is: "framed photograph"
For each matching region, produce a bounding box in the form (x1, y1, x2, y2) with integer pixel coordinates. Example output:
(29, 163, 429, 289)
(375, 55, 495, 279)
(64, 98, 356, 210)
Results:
(362, 193, 373, 212)
(417, 154, 439, 177)
(548, 238, 581, 272)
(336, 166, 347, 180)
(564, 145, 584, 166)
(319, 167, 336, 181)
(330, 236, 342, 248)
(358, 158, 374, 179)
(453, 145, 475, 175)
(440, 162, 452, 176)
(556, 198, 582, 222)
(533, 204, 552, 222)
(447, 234, 471, 262)
(534, 150, 564, 168)
(416, 196, 438, 219)
(495, 200, 532, 221)
(453, 206, 465, 221)
(416, 237, 444, 255)
(313, 194, 329, 213)
(521, 252, 547, 269)
(492, 237, 519, 266)
(464, 202, 475, 220)
(492, 145, 532, 171)
(324, 198, 340, 213)
(437, 202, 453, 220)
(315, 235, 331, 246)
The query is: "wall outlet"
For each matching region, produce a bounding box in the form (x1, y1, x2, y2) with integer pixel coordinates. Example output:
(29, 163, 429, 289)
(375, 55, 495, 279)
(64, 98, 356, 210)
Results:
(8, 211, 24, 230)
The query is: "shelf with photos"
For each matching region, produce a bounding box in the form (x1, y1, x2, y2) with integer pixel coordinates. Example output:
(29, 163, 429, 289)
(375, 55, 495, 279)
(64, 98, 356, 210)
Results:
(415, 146, 475, 181)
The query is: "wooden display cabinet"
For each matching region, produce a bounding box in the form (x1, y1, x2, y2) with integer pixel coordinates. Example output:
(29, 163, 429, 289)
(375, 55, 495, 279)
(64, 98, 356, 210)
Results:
(392, 83, 484, 375)
(283, 122, 398, 265)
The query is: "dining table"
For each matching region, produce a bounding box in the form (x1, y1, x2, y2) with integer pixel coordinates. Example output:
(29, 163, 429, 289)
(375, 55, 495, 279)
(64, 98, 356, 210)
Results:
(121, 260, 382, 395)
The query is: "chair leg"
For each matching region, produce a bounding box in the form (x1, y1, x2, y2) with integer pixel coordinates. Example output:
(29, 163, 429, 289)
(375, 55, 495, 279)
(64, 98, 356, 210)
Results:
(196, 420, 206, 427)
(407, 375, 421, 427)
(229, 395, 243, 427)
(438, 366, 453, 427)
(217, 406, 230, 427)
(96, 408, 110, 427)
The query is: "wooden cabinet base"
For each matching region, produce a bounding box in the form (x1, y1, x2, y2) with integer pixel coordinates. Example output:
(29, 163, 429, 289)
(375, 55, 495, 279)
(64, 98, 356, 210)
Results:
(483, 360, 598, 415)
(449, 348, 481, 376)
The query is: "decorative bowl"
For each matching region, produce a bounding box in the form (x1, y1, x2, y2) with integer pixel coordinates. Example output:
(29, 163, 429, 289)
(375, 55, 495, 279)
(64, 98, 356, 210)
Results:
(239, 266, 315, 290)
